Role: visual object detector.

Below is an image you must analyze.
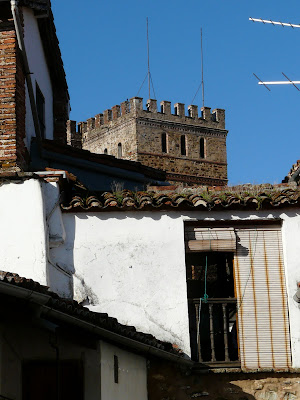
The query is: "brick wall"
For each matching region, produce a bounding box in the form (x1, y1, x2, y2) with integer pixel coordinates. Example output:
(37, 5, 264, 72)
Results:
(0, 4, 27, 171)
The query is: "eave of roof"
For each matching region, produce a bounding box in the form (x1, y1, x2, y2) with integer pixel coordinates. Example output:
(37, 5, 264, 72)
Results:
(39, 139, 167, 181)
(61, 185, 300, 212)
(0, 271, 187, 363)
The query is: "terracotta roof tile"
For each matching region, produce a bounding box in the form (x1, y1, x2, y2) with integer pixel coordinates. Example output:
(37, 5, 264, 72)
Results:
(0, 271, 178, 354)
(61, 185, 300, 212)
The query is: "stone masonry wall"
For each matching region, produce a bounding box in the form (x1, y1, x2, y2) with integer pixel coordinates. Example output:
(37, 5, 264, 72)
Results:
(81, 116, 138, 161)
(148, 359, 300, 400)
(67, 97, 228, 185)
(0, 4, 27, 171)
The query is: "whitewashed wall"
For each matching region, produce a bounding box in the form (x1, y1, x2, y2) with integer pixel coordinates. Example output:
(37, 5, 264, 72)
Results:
(49, 208, 300, 364)
(51, 212, 190, 355)
(101, 342, 147, 400)
(23, 7, 54, 146)
(0, 179, 48, 284)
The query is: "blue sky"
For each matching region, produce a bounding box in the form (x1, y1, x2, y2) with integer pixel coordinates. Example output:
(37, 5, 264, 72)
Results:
(52, 0, 300, 185)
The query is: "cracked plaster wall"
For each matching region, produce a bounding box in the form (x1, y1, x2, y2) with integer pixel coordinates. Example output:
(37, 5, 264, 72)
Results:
(51, 211, 191, 355)
(50, 208, 300, 365)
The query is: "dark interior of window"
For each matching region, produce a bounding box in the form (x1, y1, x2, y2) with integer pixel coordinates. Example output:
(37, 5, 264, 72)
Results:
(161, 133, 167, 153)
(181, 135, 186, 156)
(23, 360, 83, 400)
(200, 137, 205, 159)
(185, 252, 238, 363)
(36, 83, 45, 139)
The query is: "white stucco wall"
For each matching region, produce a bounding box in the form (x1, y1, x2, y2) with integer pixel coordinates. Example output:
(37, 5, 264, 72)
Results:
(101, 342, 147, 400)
(0, 179, 48, 284)
(23, 7, 54, 146)
(51, 212, 191, 355)
(49, 207, 300, 365)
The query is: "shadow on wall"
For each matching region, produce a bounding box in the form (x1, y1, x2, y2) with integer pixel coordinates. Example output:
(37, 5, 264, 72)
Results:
(148, 359, 300, 400)
(148, 359, 256, 400)
(47, 200, 76, 299)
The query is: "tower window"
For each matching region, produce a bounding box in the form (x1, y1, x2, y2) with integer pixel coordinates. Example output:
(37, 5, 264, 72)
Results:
(174, 106, 178, 116)
(118, 143, 122, 158)
(161, 133, 167, 153)
(161, 104, 164, 113)
(104, 148, 108, 154)
(181, 135, 186, 156)
(36, 83, 45, 139)
(200, 138, 205, 158)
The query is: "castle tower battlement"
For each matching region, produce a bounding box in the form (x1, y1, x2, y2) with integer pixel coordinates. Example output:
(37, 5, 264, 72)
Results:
(67, 97, 226, 139)
(66, 97, 228, 187)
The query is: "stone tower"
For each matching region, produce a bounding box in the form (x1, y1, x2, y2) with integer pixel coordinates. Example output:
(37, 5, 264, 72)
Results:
(67, 97, 228, 186)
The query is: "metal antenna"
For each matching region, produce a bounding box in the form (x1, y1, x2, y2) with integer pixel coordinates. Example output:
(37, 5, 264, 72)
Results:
(191, 28, 205, 105)
(147, 17, 151, 100)
(250, 17, 300, 90)
(282, 72, 300, 91)
(253, 73, 271, 91)
(249, 17, 300, 29)
(201, 28, 205, 107)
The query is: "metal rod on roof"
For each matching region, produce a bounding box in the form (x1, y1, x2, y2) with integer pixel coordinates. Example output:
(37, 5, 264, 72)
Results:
(147, 17, 151, 100)
(253, 73, 271, 91)
(258, 81, 300, 85)
(249, 17, 300, 29)
(201, 28, 205, 107)
(282, 72, 300, 91)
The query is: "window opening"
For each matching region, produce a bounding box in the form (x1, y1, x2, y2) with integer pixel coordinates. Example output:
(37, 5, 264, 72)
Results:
(36, 83, 45, 139)
(161, 133, 167, 153)
(200, 138, 205, 159)
(118, 143, 122, 158)
(161, 104, 164, 113)
(174, 106, 178, 116)
(185, 251, 238, 363)
(104, 148, 108, 154)
(181, 135, 186, 156)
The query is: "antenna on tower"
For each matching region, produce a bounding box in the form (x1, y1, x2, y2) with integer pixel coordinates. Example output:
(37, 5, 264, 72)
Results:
(191, 28, 205, 106)
(147, 17, 151, 100)
(137, 17, 156, 100)
(201, 28, 205, 107)
(250, 17, 300, 90)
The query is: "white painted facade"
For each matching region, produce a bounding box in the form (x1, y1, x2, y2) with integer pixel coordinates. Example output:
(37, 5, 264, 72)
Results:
(0, 179, 48, 285)
(49, 208, 300, 366)
(23, 7, 54, 146)
(2, 179, 300, 368)
(101, 342, 147, 400)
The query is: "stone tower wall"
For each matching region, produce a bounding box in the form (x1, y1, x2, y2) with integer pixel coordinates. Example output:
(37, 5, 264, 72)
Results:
(67, 97, 228, 185)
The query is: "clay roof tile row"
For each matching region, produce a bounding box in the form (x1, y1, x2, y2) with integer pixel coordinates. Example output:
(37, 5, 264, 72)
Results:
(61, 186, 300, 212)
(0, 271, 177, 354)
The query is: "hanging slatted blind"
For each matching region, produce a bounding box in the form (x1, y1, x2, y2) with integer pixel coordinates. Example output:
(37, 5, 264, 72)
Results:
(185, 227, 236, 252)
(234, 226, 291, 370)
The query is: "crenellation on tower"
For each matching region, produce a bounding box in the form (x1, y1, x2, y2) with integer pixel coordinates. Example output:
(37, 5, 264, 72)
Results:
(160, 100, 171, 115)
(188, 105, 198, 119)
(174, 102, 185, 117)
(66, 96, 228, 186)
(146, 99, 157, 113)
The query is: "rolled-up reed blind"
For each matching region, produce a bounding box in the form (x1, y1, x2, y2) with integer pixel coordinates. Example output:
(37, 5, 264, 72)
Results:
(185, 227, 236, 252)
(235, 226, 291, 370)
